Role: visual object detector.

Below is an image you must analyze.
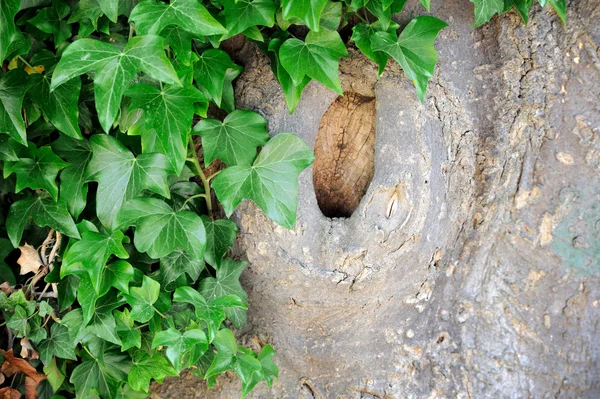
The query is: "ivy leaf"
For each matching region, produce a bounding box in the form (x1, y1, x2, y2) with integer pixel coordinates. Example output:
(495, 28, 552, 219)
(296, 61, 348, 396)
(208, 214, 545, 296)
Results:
(128, 350, 177, 392)
(37, 323, 77, 365)
(160, 249, 205, 287)
(124, 275, 160, 323)
(419, 0, 430, 11)
(86, 134, 172, 230)
(152, 327, 208, 372)
(104, 260, 134, 295)
(29, 73, 82, 139)
(351, 21, 400, 76)
(0, 0, 20, 62)
(266, 32, 310, 113)
(114, 309, 141, 351)
(28, 0, 72, 47)
(68, 0, 103, 37)
(200, 258, 248, 329)
(193, 110, 268, 167)
(4, 145, 69, 201)
(116, 197, 207, 261)
(279, 30, 348, 94)
(194, 49, 242, 111)
(70, 356, 124, 399)
(6, 305, 28, 336)
(0, 135, 19, 162)
(507, 0, 534, 23)
(212, 133, 314, 228)
(161, 26, 194, 66)
(85, 290, 125, 345)
(202, 216, 237, 267)
(98, 0, 119, 22)
(219, 0, 276, 39)
(51, 35, 179, 132)
(234, 353, 263, 397)
(6, 195, 80, 247)
(173, 287, 224, 341)
(470, 0, 505, 27)
(371, 16, 447, 102)
(126, 83, 207, 174)
(0, 69, 32, 145)
(258, 345, 278, 386)
(546, 0, 566, 24)
(61, 230, 129, 294)
(51, 134, 92, 219)
(281, 0, 328, 31)
(129, 0, 226, 36)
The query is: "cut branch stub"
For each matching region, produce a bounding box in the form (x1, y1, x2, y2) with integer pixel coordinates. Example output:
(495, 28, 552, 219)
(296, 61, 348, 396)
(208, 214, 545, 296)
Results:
(313, 92, 376, 218)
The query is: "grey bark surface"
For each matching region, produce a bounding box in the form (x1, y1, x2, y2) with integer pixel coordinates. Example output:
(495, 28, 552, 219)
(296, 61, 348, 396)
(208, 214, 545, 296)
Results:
(153, 0, 600, 397)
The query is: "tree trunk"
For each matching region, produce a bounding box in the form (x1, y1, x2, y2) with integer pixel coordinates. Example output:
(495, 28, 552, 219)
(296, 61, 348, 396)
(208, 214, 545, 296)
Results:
(154, 0, 600, 397)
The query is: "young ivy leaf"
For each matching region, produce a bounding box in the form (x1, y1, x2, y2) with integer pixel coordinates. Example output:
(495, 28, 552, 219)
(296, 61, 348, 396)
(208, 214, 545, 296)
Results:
(61, 230, 129, 294)
(51, 134, 92, 219)
(193, 110, 269, 167)
(371, 16, 448, 103)
(279, 29, 348, 95)
(85, 134, 172, 231)
(128, 350, 178, 393)
(258, 345, 278, 386)
(6, 195, 80, 248)
(470, 0, 505, 27)
(50, 35, 179, 132)
(173, 287, 224, 342)
(201, 216, 238, 267)
(28, 0, 72, 47)
(4, 145, 69, 201)
(194, 49, 243, 111)
(0, 0, 20, 62)
(200, 258, 249, 329)
(116, 197, 207, 261)
(124, 275, 160, 323)
(266, 32, 311, 113)
(0, 69, 32, 145)
(152, 327, 208, 373)
(212, 133, 314, 228)
(281, 0, 328, 31)
(129, 0, 226, 36)
(219, 0, 276, 39)
(37, 323, 77, 365)
(114, 309, 141, 351)
(126, 83, 207, 174)
(351, 21, 400, 76)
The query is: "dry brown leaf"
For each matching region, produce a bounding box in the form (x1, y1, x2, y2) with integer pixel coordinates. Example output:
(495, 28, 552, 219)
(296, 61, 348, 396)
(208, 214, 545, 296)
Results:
(0, 282, 14, 294)
(0, 371, 4, 384)
(17, 245, 43, 275)
(19, 338, 39, 360)
(0, 350, 45, 385)
(0, 387, 21, 399)
(25, 376, 39, 399)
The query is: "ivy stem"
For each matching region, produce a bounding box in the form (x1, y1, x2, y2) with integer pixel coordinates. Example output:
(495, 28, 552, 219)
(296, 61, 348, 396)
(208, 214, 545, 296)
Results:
(187, 138, 213, 214)
(179, 193, 207, 211)
(153, 306, 167, 318)
(17, 56, 40, 74)
(84, 346, 96, 360)
(206, 170, 221, 182)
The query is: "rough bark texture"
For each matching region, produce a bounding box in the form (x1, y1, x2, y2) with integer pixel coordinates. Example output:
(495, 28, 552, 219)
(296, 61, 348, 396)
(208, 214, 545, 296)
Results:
(153, 0, 600, 397)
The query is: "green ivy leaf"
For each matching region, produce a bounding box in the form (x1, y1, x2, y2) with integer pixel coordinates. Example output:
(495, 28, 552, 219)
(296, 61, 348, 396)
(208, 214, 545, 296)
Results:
(234, 353, 263, 397)
(279, 29, 348, 94)
(129, 0, 226, 36)
(6, 195, 80, 247)
(126, 83, 207, 174)
(219, 0, 276, 39)
(43, 358, 66, 392)
(0, 69, 32, 145)
(104, 260, 135, 295)
(98, 0, 119, 22)
(194, 49, 242, 111)
(266, 32, 310, 113)
(68, 0, 103, 37)
(173, 287, 223, 341)
(61, 230, 129, 294)
(507, 0, 534, 23)
(212, 133, 314, 228)
(160, 249, 205, 287)
(161, 26, 194, 66)
(0, 135, 20, 162)
(258, 345, 278, 386)
(29, 73, 82, 139)
(419, 0, 430, 11)
(351, 21, 400, 76)
(202, 216, 237, 267)
(116, 197, 207, 261)
(70, 354, 126, 399)
(114, 308, 141, 351)
(51, 134, 92, 218)
(38, 323, 77, 365)
(86, 134, 172, 230)
(371, 16, 447, 102)
(200, 258, 248, 329)
(470, 0, 505, 27)
(546, 0, 566, 24)
(281, 0, 328, 31)
(4, 145, 69, 201)
(193, 110, 268, 167)
(128, 350, 178, 392)
(84, 290, 125, 345)
(152, 327, 208, 372)
(6, 305, 28, 336)
(0, 0, 20, 62)
(51, 35, 179, 132)
(28, 0, 72, 47)
(124, 275, 160, 323)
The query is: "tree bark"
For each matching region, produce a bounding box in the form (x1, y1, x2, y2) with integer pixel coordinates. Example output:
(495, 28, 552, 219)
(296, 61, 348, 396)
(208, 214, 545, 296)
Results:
(154, 0, 600, 397)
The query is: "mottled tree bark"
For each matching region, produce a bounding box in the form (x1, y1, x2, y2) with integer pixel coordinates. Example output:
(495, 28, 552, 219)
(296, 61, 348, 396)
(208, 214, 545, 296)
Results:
(154, 0, 600, 397)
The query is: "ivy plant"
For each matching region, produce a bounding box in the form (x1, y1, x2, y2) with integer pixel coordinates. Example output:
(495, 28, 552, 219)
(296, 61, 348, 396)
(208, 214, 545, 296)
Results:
(0, 0, 566, 398)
